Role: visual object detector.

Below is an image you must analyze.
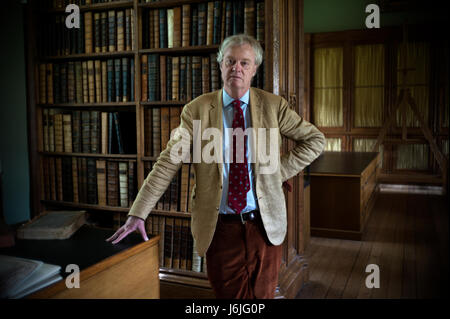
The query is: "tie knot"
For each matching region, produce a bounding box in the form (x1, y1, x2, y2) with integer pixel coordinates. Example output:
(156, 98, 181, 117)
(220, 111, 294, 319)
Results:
(232, 99, 241, 109)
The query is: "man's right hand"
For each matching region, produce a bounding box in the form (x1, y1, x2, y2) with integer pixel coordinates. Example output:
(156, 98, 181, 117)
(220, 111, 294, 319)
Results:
(106, 215, 149, 244)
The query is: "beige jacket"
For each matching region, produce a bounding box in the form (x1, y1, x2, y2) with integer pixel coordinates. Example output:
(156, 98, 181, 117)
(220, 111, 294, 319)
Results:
(128, 88, 325, 257)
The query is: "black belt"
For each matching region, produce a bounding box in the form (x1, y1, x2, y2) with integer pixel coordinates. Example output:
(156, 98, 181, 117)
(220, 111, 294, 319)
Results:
(219, 210, 259, 224)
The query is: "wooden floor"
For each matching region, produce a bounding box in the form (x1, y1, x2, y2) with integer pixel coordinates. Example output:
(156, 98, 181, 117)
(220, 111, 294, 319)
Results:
(296, 191, 449, 299)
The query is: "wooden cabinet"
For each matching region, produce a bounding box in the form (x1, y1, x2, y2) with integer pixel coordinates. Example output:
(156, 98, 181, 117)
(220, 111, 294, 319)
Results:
(309, 152, 380, 240)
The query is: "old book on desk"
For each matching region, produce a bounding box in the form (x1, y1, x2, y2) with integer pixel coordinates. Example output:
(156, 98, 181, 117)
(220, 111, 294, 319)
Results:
(16, 210, 86, 240)
(0, 255, 62, 299)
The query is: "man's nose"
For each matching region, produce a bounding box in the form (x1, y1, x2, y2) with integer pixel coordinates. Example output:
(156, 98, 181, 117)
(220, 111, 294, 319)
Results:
(233, 62, 243, 72)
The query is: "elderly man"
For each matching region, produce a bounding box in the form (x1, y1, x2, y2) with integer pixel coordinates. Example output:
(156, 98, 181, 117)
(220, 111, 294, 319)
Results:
(107, 34, 325, 299)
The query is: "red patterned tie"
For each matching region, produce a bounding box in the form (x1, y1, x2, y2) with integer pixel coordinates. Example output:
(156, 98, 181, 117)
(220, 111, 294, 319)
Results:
(228, 99, 250, 214)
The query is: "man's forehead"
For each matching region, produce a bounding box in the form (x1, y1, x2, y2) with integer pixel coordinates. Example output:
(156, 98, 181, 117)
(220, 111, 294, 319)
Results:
(223, 44, 255, 58)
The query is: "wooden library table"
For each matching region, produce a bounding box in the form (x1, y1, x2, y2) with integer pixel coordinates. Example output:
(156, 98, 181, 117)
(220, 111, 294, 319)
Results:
(308, 152, 380, 240)
(0, 225, 160, 299)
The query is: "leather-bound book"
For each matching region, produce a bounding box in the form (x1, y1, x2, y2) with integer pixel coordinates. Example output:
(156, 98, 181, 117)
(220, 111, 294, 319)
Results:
(96, 159, 107, 206)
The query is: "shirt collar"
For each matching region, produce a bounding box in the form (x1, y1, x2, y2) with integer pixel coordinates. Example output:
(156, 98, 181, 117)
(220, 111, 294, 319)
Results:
(223, 88, 250, 108)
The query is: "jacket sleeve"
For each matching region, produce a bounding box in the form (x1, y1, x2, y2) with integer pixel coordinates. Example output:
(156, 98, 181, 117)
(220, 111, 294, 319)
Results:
(128, 105, 194, 220)
(277, 97, 325, 182)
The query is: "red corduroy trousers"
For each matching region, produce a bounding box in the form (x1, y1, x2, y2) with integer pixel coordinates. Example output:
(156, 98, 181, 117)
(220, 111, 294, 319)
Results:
(205, 213, 282, 299)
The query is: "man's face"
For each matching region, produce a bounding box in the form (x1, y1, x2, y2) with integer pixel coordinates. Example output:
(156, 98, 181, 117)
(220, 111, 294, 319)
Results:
(220, 43, 258, 95)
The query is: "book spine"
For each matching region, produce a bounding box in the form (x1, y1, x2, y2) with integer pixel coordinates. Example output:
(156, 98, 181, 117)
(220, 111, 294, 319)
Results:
(159, 9, 167, 49)
(108, 10, 116, 52)
(113, 112, 124, 154)
(107, 59, 114, 102)
(90, 111, 100, 154)
(173, 7, 181, 48)
(63, 113, 73, 153)
(164, 217, 174, 268)
(206, 2, 214, 46)
(171, 56, 179, 101)
(167, 9, 173, 48)
(128, 160, 136, 206)
(94, 12, 101, 53)
(75, 61, 83, 103)
(84, 11, 93, 53)
(67, 62, 75, 103)
(114, 58, 122, 102)
(86, 158, 98, 204)
(87, 60, 95, 103)
(119, 162, 128, 207)
(141, 54, 148, 101)
(72, 157, 79, 203)
(213, 1, 221, 45)
(81, 111, 90, 153)
(107, 161, 119, 206)
(72, 110, 81, 153)
(122, 57, 129, 102)
(54, 113, 63, 153)
(152, 108, 161, 156)
(117, 10, 124, 51)
(95, 60, 102, 103)
(181, 5, 190, 47)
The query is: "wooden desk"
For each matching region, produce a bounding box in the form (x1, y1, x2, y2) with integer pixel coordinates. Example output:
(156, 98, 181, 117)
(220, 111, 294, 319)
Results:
(309, 152, 380, 240)
(0, 225, 160, 299)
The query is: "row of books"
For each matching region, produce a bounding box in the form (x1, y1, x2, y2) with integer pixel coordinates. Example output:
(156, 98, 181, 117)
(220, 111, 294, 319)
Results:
(42, 109, 136, 155)
(146, 215, 206, 273)
(142, 0, 265, 49)
(141, 53, 264, 102)
(41, 156, 137, 208)
(37, 58, 135, 104)
(38, 9, 135, 57)
(143, 162, 195, 214)
(143, 106, 181, 157)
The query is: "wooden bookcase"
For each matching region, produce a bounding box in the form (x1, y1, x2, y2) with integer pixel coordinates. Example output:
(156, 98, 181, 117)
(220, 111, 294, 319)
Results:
(25, 0, 308, 298)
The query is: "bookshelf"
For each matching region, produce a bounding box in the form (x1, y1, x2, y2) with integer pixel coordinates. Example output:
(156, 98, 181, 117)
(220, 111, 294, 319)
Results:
(25, 0, 308, 298)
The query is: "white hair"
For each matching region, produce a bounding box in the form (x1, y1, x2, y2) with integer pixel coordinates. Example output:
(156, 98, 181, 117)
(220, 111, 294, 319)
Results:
(217, 34, 264, 66)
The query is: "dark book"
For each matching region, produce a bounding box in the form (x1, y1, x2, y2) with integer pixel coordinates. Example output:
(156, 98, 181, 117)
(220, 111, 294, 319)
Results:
(179, 56, 187, 101)
(169, 173, 179, 212)
(107, 59, 114, 102)
(84, 11, 93, 53)
(181, 4, 190, 47)
(159, 9, 167, 49)
(81, 111, 91, 153)
(125, 9, 132, 51)
(197, 3, 206, 46)
(52, 63, 60, 104)
(233, 0, 244, 34)
(173, 7, 181, 48)
(128, 160, 136, 206)
(163, 217, 174, 268)
(113, 112, 124, 154)
(160, 55, 166, 101)
(90, 111, 100, 154)
(107, 161, 119, 207)
(202, 56, 210, 94)
(87, 60, 94, 103)
(67, 61, 75, 103)
(142, 8, 148, 49)
(55, 157, 63, 201)
(122, 57, 129, 102)
(94, 12, 101, 53)
(152, 108, 161, 156)
(49, 157, 57, 201)
(256, 1, 265, 41)
(166, 56, 172, 101)
(101, 11, 108, 52)
(192, 56, 202, 99)
(171, 56, 179, 100)
(117, 10, 124, 51)
(244, 0, 256, 37)
(60, 62, 67, 103)
(72, 110, 81, 153)
(108, 112, 114, 154)
(153, 9, 159, 49)
(75, 61, 83, 103)
(114, 58, 122, 102)
(78, 157, 88, 204)
(172, 218, 182, 269)
(72, 157, 79, 203)
(62, 156, 73, 202)
(108, 10, 116, 52)
(225, 1, 233, 38)
(190, 5, 198, 46)
(141, 54, 148, 101)
(213, 1, 222, 45)
(86, 158, 98, 205)
(95, 60, 102, 103)
(210, 53, 220, 91)
(130, 58, 135, 101)
(96, 160, 107, 206)
(82, 61, 88, 103)
(148, 54, 159, 102)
